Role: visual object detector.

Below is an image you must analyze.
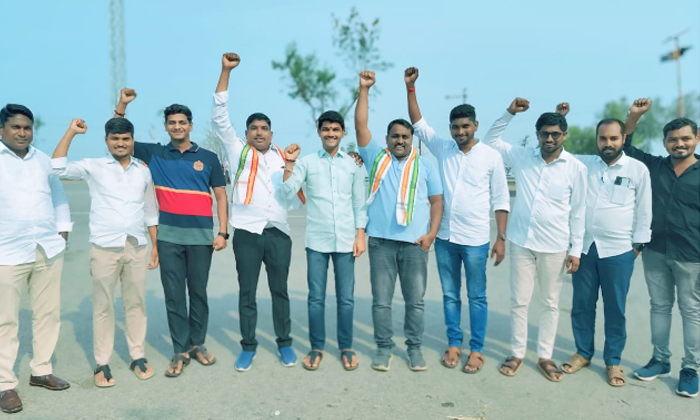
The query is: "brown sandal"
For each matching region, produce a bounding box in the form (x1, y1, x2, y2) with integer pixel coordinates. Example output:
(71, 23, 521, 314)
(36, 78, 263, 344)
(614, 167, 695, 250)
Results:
(441, 347, 461, 368)
(463, 352, 484, 374)
(607, 365, 626, 387)
(500, 356, 523, 377)
(562, 353, 590, 374)
(537, 359, 563, 382)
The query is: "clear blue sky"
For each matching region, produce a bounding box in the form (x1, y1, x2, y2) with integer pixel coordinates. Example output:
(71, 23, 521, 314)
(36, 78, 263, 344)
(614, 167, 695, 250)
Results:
(1, 0, 698, 159)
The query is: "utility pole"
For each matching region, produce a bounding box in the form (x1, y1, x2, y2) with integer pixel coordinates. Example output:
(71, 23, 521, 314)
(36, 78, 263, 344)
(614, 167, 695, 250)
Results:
(446, 87, 468, 104)
(661, 29, 692, 117)
(109, 0, 126, 108)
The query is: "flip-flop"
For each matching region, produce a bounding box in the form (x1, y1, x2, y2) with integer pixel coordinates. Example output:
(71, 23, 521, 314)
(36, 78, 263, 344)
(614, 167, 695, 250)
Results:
(303, 350, 323, 371)
(94, 365, 115, 388)
(441, 347, 461, 369)
(463, 352, 484, 374)
(341, 350, 359, 371)
(500, 356, 523, 377)
(130, 358, 154, 380)
(189, 345, 216, 366)
(165, 354, 190, 378)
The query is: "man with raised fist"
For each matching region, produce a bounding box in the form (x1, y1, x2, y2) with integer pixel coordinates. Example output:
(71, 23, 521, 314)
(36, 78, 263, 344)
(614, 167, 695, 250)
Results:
(282, 109, 367, 372)
(405, 67, 510, 373)
(356, 71, 443, 372)
(483, 98, 587, 382)
(51, 117, 159, 388)
(622, 99, 700, 398)
(0, 104, 72, 414)
(212, 52, 300, 371)
(115, 88, 228, 378)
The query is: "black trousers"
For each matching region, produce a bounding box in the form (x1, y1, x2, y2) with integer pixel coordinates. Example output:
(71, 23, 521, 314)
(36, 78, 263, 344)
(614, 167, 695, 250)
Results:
(233, 227, 292, 351)
(157, 240, 213, 354)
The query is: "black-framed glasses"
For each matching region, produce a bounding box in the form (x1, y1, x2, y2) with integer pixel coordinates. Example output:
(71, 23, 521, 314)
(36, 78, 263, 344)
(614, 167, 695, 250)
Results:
(537, 131, 564, 140)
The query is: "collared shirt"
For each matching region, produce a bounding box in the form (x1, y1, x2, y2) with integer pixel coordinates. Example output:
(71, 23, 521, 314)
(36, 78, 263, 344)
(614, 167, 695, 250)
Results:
(413, 118, 510, 246)
(134, 141, 226, 246)
(483, 111, 587, 256)
(624, 133, 700, 262)
(0, 143, 72, 265)
(212, 91, 294, 236)
(282, 148, 367, 253)
(358, 140, 443, 243)
(51, 156, 159, 248)
(575, 153, 652, 258)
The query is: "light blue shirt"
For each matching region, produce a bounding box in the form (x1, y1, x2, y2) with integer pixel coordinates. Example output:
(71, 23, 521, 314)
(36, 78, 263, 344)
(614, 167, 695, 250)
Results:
(282, 149, 367, 253)
(359, 140, 443, 243)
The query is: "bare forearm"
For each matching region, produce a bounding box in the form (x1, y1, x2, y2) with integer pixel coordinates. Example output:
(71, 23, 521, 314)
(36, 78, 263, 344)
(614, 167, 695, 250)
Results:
(283, 162, 295, 181)
(147, 225, 158, 244)
(495, 210, 508, 236)
(216, 68, 231, 93)
(113, 101, 127, 118)
(53, 131, 76, 158)
(428, 198, 443, 236)
(355, 86, 371, 147)
(624, 113, 642, 135)
(406, 88, 422, 124)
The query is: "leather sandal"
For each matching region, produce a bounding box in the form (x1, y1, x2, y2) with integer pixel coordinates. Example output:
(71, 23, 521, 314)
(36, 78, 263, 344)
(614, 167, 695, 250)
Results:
(463, 351, 484, 374)
(500, 356, 523, 377)
(562, 353, 590, 374)
(538, 359, 563, 382)
(607, 365, 626, 387)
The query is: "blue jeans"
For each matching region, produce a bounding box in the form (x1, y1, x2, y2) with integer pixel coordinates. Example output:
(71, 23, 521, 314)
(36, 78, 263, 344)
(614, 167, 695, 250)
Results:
(368, 237, 428, 352)
(434, 239, 489, 352)
(571, 243, 635, 366)
(306, 248, 355, 351)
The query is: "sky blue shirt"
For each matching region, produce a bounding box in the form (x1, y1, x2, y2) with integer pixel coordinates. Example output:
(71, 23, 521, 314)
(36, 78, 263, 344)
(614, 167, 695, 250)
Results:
(282, 149, 367, 253)
(359, 140, 443, 243)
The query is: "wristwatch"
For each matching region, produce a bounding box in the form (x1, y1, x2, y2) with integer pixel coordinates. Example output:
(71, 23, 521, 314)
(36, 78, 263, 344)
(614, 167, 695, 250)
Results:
(497, 233, 507, 242)
(632, 243, 645, 252)
(218, 232, 230, 240)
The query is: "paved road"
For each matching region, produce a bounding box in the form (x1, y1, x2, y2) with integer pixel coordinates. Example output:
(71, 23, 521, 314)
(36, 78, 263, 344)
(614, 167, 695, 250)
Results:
(10, 182, 696, 419)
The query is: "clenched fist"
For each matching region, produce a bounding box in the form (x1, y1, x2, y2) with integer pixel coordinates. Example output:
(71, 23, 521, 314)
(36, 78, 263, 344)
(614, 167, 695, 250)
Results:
(69, 118, 88, 135)
(222, 53, 240, 70)
(507, 97, 530, 115)
(119, 88, 137, 104)
(556, 102, 570, 117)
(359, 70, 376, 88)
(630, 98, 652, 116)
(404, 67, 419, 87)
(284, 143, 301, 161)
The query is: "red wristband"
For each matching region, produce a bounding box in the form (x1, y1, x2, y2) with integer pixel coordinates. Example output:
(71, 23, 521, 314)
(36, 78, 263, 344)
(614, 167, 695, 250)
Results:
(407, 88, 416, 92)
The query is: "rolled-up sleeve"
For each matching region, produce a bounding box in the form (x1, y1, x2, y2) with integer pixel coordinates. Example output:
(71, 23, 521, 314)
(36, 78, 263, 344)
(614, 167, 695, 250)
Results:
(490, 153, 510, 212)
(282, 157, 307, 203)
(51, 157, 88, 180)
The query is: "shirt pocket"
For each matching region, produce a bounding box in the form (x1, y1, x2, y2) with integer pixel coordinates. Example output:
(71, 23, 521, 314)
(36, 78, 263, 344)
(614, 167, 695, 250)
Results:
(610, 184, 634, 206)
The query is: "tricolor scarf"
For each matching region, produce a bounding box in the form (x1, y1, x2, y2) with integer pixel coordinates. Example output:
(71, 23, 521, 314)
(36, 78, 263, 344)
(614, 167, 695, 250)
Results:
(233, 144, 306, 205)
(367, 147, 419, 226)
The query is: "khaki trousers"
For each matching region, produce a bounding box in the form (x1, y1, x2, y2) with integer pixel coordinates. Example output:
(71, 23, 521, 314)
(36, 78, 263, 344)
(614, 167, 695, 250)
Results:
(91, 238, 148, 366)
(0, 248, 64, 392)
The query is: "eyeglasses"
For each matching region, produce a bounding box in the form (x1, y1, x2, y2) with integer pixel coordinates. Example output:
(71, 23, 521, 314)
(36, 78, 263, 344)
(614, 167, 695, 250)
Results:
(537, 131, 564, 140)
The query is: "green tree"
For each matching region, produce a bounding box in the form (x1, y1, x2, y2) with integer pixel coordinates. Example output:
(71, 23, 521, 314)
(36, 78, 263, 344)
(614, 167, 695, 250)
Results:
(272, 7, 392, 124)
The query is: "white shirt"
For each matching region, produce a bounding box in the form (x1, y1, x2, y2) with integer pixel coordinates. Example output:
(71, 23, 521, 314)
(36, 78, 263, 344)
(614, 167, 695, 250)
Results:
(212, 91, 295, 235)
(0, 144, 72, 265)
(51, 156, 158, 248)
(576, 153, 652, 258)
(483, 111, 587, 256)
(413, 118, 510, 246)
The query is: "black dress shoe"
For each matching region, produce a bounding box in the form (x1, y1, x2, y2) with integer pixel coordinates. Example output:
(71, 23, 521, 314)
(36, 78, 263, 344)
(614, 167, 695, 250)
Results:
(0, 389, 22, 414)
(29, 374, 70, 391)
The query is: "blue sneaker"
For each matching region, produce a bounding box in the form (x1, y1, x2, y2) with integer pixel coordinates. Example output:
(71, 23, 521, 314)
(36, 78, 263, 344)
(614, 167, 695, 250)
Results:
(676, 368, 699, 398)
(279, 346, 297, 367)
(234, 351, 255, 372)
(633, 358, 671, 381)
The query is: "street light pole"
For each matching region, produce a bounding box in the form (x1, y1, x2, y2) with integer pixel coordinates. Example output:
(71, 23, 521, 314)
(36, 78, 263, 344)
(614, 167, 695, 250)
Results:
(662, 29, 691, 118)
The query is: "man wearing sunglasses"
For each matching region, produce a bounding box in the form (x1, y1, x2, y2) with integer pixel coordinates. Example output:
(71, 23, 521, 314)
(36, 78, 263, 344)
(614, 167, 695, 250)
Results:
(483, 98, 587, 382)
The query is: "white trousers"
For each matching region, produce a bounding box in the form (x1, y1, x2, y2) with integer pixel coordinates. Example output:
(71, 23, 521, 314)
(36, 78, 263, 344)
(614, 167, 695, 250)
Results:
(509, 242, 566, 359)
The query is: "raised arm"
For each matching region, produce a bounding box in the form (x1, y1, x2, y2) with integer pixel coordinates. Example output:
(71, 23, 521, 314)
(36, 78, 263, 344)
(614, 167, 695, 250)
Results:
(212, 53, 245, 163)
(405, 67, 422, 124)
(355, 71, 375, 148)
(113, 88, 137, 119)
(555, 102, 570, 117)
(622, 98, 657, 166)
(51, 119, 89, 180)
(483, 97, 530, 166)
(282, 145, 308, 202)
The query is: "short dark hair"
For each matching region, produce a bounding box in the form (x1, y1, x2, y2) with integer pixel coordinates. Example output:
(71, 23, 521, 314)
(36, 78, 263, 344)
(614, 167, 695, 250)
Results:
(164, 104, 193, 123)
(663, 117, 698, 138)
(246, 113, 272, 130)
(449, 104, 476, 123)
(317, 111, 345, 131)
(596, 118, 625, 136)
(535, 112, 568, 132)
(0, 104, 34, 126)
(386, 119, 414, 135)
(105, 118, 134, 136)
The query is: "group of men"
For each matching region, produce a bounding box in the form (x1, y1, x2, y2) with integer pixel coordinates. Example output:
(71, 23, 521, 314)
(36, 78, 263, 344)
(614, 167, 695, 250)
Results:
(0, 51, 698, 414)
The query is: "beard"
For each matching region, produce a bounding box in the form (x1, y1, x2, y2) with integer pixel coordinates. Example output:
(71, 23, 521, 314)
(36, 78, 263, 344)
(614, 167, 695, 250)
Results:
(599, 147, 622, 163)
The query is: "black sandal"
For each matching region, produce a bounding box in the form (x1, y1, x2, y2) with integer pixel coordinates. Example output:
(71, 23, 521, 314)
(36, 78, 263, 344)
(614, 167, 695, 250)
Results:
(341, 350, 359, 371)
(165, 354, 190, 378)
(189, 345, 216, 366)
(94, 365, 115, 388)
(130, 358, 154, 380)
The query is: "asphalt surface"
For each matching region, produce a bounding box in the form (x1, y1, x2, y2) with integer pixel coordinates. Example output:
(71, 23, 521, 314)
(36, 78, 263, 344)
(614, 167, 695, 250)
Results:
(8, 181, 697, 419)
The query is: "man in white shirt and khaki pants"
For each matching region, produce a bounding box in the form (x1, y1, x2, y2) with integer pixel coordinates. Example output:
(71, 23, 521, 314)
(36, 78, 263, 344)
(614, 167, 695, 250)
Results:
(51, 117, 159, 387)
(553, 105, 652, 387)
(0, 104, 73, 414)
(484, 98, 587, 382)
